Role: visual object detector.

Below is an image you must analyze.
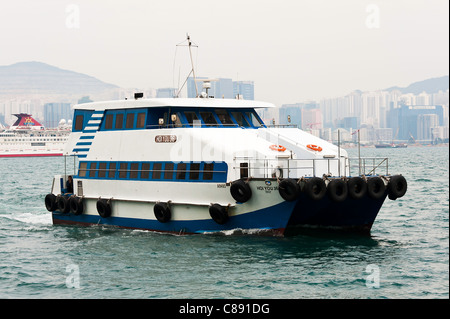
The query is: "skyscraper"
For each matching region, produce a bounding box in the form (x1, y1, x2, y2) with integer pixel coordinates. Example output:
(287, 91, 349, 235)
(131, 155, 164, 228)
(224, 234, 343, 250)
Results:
(43, 102, 72, 128)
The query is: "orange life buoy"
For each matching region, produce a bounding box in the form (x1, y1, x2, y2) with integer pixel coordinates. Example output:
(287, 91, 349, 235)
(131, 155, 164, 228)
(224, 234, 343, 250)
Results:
(269, 144, 286, 152)
(307, 144, 322, 152)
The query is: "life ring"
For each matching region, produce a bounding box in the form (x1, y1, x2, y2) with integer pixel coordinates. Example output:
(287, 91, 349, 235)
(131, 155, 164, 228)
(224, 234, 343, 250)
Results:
(367, 177, 386, 200)
(209, 203, 229, 225)
(154, 202, 171, 223)
(347, 177, 367, 200)
(96, 198, 111, 218)
(307, 144, 322, 152)
(45, 194, 57, 211)
(304, 177, 327, 200)
(230, 180, 252, 203)
(270, 144, 286, 152)
(327, 179, 348, 202)
(57, 195, 70, 213)
(69, 196, 84, 215)
(388, 175, 407, 200)
(278, 178, 300, 201)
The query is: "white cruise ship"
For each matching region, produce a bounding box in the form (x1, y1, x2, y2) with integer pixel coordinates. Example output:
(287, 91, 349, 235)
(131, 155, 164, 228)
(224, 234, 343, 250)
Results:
(44, 93, 407, 236)
(0, 113, 70, 157)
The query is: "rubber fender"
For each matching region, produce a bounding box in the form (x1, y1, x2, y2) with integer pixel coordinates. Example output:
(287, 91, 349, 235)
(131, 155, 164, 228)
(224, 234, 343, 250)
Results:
(367, 177, 386, 200)
(230, 180, 252, 203)
(278, 178, 300, 201)
(209, 204, 229, 225)
(347, 177, 367, 200)
(154, 202, 172, 223)
(304, 177, 327, 201)
(327, 179, 348, 202)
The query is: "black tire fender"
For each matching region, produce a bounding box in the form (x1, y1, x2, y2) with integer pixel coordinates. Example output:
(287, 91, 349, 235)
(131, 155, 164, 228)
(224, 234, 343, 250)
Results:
(367, 177, 386, 200)
(278, 178, 300, 201)
(327, 179, 348, 202)
(347, 177, 367, 200)
(230, 180, 252, 203)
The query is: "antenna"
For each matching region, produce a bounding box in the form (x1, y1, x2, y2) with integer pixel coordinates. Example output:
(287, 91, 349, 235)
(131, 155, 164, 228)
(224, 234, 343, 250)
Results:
(175, 33, 199, 98)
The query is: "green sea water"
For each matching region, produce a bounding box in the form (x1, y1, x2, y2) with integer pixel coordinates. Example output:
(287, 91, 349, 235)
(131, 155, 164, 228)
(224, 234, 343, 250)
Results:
(0, 146, 448, 299)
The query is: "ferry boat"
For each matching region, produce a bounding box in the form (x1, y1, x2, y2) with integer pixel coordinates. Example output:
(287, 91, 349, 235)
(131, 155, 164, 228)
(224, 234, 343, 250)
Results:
(0, 113, 70, 157)
(44, 94, 408, 236)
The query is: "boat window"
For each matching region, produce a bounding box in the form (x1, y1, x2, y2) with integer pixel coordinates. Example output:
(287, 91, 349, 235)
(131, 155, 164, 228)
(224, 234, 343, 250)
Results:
(118, 163, 128, 179)
(104, 114, 113, 130)
(184, 111, 199, 126)
(130, 163, 139, 179)
(98, 162, 107, 178)
(240, 162, 249, 179)
(153, 163, 162, 179)
(164, 163, 174, 179)
(203, 163, 214, 180)
(74, 115, 84, 131)
(136, 113, 146, 128)
(215, 109, 234, 126)
(126, 113, 135, 129)
(200, 112, 218, 127)
(108, 163, 116, 178)
(189, 163, 200, 180)
(245, 111, 263, 127)
(176, 163, 187, 179)
(231, 112, 250, 127)
(89, 162, 97, 178)
(115, 113, 124, 129)
(79, 162, 87, 177)
(141, 163, 150, 179)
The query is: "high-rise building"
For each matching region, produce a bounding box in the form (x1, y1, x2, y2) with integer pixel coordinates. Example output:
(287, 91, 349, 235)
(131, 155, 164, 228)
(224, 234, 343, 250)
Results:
(233, 81, 254, 100)
(187, 78, 254, 100)
(44, 102, 72, 128)
(417, 114, 439, 141)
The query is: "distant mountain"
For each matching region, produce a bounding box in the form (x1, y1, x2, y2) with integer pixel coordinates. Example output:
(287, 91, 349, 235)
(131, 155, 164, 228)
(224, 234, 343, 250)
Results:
(385, 75, 449, 94)
(0, 61, 118, 95)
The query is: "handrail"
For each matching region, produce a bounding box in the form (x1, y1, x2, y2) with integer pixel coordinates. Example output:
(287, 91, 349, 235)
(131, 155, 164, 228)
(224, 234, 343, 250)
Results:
(233, 156, 388, 178)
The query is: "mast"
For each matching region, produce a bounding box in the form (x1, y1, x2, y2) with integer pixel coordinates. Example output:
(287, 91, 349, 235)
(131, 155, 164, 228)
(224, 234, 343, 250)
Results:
(187, 34, 198, 97)
(175, 33, 198, 98)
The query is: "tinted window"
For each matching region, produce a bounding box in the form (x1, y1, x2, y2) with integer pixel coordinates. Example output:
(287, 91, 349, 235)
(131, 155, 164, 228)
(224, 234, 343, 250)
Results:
(189, 163, 200, 180)
(231, 112, 250, 127)
(184, 112, 199, 126)
(115, 113, 124, 129)
(141, 163, 150, 179)
(200, 112, 218, 127)
(98, 162, 107, 178)
(203, 163, 214, 180)
(245, 111, 263, 127)
(176, 163, 187, 180)
(105, 114, 113, 129)
(89, 162, 97, 178)
(75, 115, 84, 131)
(164, 163, 174, 179)
(136, 113, 146, 128)
(130, 163, 139, 179)
(126, 113, 135, 129)
(79, 162, 87, 177)
(215, 109, 234, 126)
(153, 163, 162, 179)
(118, 163, 128, 178)
(108, 163, 116, 178)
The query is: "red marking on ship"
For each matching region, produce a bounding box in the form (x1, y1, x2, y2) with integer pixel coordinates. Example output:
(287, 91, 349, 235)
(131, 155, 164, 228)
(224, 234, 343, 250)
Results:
(11, 113, 44, 129)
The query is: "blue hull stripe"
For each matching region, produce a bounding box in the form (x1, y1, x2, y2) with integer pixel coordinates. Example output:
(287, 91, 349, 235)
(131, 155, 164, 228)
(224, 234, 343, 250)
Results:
(52, 201, 296, 234)
(52, 193, 388, 235)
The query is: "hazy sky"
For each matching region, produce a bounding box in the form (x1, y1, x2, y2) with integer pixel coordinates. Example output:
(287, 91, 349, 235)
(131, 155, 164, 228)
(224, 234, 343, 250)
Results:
(0, 0, 448, 105)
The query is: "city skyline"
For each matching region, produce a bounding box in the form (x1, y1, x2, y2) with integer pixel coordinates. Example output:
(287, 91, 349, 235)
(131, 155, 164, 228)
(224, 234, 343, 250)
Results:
(0, 1, 448, 107)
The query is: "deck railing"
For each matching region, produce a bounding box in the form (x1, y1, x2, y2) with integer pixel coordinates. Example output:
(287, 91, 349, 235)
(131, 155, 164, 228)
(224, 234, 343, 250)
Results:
(233, 156, 389, 179)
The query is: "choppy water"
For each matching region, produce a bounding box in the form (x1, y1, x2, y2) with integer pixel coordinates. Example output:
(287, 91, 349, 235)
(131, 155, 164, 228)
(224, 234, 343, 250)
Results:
(0, 146, 448, 299)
